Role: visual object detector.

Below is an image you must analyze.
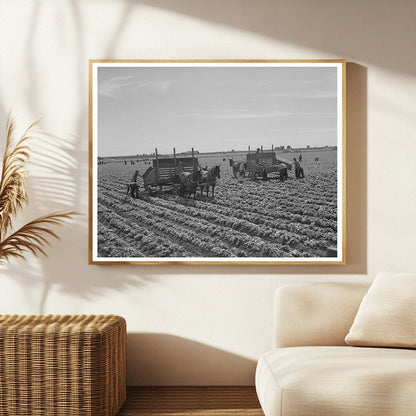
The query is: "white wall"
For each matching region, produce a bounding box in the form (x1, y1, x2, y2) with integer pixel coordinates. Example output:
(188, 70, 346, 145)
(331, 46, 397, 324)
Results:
(0, 0, 415, 385)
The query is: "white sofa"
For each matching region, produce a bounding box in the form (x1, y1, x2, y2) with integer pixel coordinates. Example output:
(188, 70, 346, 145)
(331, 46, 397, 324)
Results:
(255, 282, 416, 416)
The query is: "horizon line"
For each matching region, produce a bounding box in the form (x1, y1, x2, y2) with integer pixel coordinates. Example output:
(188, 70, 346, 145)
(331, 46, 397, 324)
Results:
(98, 145, 337, 159)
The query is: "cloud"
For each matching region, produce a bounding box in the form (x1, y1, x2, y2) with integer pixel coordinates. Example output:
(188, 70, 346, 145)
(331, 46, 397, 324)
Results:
(173, 108, 335, 120)
(98, 75, 135, 98)
(252, 77, 337, 99)
(253, 92, 336, 99)
(130, 80, 176, 94)
(98, 76, 177, 99)
(173, 108, 288, 120)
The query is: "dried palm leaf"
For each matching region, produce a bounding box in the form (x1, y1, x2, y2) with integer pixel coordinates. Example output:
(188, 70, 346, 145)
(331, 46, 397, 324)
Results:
(0, 212, 78, 264)
(0, 117, 37, 239)
(0, 116, 79, 264)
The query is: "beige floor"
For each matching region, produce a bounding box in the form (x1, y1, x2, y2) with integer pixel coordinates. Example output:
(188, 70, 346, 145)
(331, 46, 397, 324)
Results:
(117, 386, 263, 416)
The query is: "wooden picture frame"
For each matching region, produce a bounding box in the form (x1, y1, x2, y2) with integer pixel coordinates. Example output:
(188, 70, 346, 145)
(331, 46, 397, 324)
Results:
(89, 60, 346, 265)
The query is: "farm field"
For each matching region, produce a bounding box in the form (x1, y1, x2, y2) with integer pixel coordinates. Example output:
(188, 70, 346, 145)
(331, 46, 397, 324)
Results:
(96, 150, 338, 259)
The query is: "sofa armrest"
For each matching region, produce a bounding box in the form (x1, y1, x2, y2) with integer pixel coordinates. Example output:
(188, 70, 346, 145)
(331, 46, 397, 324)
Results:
(274, 282, 370, 348)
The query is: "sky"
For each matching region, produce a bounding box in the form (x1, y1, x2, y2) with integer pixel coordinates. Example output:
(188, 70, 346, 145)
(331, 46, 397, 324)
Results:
(96, 64, 339, 157)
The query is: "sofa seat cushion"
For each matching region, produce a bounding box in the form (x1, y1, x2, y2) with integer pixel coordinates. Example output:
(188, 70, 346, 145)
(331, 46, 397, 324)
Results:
(256, 346, 416, 416)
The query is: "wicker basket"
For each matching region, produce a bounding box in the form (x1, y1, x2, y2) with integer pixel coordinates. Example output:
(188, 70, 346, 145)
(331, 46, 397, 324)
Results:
(0, 314, 126, 416)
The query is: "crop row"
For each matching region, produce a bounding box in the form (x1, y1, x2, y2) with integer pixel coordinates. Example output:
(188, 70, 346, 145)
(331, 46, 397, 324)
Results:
(98, 202, 190, 257)
(100, 188, 332, 257)
(100, 190, 291, 257)
(96, 154, 339, 258)
(99, 192, 247, 257)
(147, 194, 336, 246)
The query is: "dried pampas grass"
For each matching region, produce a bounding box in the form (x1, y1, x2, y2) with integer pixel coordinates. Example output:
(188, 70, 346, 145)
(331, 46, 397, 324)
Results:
(0, 116, 78, 264)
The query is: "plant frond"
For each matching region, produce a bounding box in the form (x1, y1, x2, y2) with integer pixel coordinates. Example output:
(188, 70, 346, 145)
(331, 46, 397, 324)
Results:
(0, 117, 40, 238)
(0, 211, 79, 264)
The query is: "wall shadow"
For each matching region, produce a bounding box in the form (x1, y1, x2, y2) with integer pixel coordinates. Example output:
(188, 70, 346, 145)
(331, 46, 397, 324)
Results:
(112, 62, 368, 275)
(136, 0, 414, 76)
(0, 1, 158, 312)
(0, 124, 156, 313)
(0, 1, 370, 293)
(127, 333, 257, 386)
(344, 63, 368, 274)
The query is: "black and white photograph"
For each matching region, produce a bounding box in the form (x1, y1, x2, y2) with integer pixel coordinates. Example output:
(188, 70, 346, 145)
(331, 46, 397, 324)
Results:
(89, 60, 345, 264)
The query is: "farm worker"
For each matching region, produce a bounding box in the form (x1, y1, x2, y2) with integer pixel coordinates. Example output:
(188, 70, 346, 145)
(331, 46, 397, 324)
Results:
(278, 162, 288, 181)
(255, 148, 261, 164)
(293, 158, 301, 178)
(127, 170, 140, 198)
(299, 162, 305, 178)
(261, 164, 267, 181)
(237, 163, 246, 182)
(299, 153, 302, 162)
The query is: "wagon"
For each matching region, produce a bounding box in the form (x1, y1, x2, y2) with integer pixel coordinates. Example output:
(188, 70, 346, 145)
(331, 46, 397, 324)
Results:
(246, 146, 292, 180)
(142, 148, 199, 193)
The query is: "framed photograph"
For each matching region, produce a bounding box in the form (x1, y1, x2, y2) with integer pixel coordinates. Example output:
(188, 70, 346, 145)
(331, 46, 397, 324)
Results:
(89, 60, 345, 265)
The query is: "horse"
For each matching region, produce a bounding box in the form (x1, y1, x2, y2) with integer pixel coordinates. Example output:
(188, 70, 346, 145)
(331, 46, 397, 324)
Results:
(229, 159, 246, 179)
(277, 163, 288, 181)
(127, 170, 140, 198)
(178, 169, 202, 199)
(236, 162, 246, 180)
(200, 165, 220, 197)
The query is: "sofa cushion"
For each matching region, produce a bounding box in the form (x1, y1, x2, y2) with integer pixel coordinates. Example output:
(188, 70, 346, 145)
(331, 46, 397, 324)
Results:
(345, 272, 416, 348)
(256, 346, 416, 416)
(274, 283, 370, 348)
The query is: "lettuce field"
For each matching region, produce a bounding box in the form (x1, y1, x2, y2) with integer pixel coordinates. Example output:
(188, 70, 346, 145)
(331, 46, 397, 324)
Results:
(96, 150, 338, 259)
